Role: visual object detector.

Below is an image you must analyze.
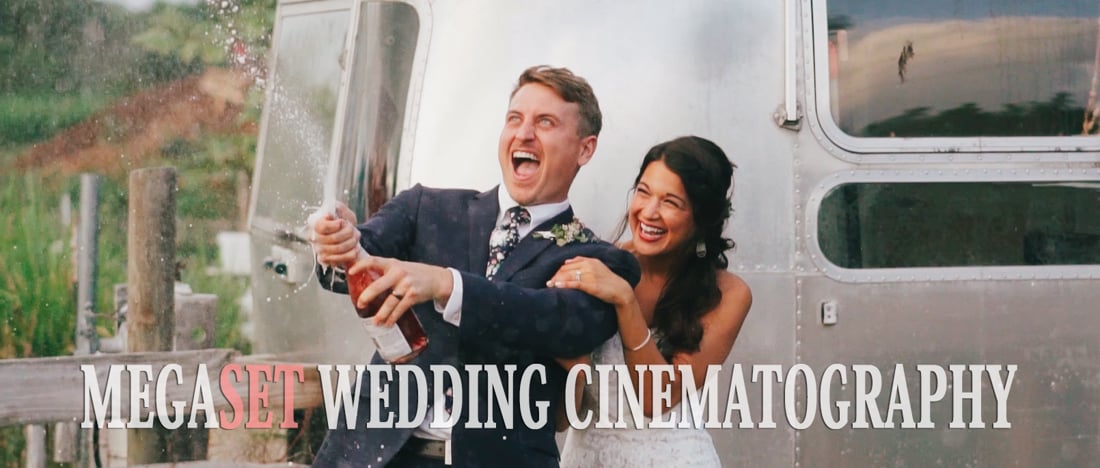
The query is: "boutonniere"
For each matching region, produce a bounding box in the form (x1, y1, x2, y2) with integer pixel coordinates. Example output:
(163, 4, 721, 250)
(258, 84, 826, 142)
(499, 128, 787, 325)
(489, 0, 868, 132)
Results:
(532, 218, 597, 246)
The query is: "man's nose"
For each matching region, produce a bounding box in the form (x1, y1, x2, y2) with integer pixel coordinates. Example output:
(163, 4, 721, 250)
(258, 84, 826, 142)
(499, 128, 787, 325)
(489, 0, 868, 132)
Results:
(516, 119, 535, 140)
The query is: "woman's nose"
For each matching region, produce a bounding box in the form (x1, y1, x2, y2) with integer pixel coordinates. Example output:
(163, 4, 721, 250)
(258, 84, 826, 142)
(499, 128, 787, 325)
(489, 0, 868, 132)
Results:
(640, 199, 661, 219)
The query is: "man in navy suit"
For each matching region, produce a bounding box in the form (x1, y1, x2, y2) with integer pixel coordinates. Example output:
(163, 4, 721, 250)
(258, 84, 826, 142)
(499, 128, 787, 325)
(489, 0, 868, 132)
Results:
(309, 65, 640, 467)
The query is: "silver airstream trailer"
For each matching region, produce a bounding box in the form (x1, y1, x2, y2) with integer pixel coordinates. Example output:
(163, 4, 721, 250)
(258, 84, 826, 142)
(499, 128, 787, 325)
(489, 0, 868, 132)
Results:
(248, 0, 1100, 465)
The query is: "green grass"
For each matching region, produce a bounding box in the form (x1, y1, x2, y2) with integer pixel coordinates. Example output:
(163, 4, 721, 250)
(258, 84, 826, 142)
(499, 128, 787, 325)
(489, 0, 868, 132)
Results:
(0, 173, 76, 358)
(0, 92, 115, 148)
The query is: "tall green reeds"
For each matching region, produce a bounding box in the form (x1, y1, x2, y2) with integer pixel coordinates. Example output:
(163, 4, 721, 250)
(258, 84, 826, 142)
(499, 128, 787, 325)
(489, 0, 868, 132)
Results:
(0, 173, 75, 358)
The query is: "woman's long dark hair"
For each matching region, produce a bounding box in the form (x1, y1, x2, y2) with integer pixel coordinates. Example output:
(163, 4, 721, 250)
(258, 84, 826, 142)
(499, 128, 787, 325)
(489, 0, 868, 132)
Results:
(613, 136, 736, 358)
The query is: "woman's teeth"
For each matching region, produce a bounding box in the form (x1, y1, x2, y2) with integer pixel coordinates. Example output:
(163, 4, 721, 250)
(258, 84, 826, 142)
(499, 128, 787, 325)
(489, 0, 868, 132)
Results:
(641, 223, 666, 236)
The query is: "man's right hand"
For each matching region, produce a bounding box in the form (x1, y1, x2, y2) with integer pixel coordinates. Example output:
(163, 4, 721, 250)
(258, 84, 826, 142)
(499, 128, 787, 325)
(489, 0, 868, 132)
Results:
(309, 202, 361, 267)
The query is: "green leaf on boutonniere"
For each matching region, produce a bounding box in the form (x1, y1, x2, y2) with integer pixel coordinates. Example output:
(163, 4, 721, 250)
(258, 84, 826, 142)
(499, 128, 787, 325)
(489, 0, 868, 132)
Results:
(532, 217, 597, 246)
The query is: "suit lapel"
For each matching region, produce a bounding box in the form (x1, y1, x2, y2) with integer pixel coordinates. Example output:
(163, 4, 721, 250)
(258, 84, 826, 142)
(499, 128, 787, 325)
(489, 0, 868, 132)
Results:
(494, 207, 575, 282)
(468, 187, 500, 274)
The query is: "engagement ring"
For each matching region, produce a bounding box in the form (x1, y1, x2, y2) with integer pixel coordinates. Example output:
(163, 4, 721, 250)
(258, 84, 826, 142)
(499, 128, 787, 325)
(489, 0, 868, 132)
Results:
(574, 271, 582, 281)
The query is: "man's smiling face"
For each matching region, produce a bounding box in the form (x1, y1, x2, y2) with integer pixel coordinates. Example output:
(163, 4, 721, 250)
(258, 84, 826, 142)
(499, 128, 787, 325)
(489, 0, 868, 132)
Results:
(497, 83, 596, 206)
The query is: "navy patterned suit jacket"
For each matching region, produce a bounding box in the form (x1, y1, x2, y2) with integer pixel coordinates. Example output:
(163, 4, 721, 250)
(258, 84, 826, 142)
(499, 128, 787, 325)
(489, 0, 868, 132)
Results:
(312, 184, 641, 467)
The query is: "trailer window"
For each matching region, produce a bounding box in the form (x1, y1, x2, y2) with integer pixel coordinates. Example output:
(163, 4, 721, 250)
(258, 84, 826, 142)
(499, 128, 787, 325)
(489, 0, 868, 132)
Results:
(825, 0, 1100, 138)
(253, 9, 349, 223)
(818, 181, 1100, 268)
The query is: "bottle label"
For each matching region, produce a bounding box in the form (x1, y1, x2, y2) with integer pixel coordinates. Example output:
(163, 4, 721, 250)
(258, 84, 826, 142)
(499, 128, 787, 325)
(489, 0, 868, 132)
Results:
(362, 320, 413, 361)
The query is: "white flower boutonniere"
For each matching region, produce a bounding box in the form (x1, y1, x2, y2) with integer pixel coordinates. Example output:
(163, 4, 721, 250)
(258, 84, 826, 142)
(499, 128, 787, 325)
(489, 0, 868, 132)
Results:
(532, 217, 597, 246)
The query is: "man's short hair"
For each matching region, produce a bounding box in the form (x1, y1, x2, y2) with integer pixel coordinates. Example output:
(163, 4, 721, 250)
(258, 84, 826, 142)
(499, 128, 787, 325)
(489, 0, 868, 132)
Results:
(511, 65, 602, 138)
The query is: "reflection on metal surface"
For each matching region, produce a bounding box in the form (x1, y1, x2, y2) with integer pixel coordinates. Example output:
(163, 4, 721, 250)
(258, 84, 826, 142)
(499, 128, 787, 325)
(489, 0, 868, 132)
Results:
(336, 1, 420, 218)
(827, 0, 1100, 138)
(819, 180, 1100, 268)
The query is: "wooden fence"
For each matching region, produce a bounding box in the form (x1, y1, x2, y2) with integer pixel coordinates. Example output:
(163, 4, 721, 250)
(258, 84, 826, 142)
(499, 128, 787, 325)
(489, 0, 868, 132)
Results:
(3, 167, 322, 467)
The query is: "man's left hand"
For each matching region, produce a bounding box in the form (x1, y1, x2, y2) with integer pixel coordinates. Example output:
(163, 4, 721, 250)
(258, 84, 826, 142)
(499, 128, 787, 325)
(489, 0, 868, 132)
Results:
(348, 256, 454, 326)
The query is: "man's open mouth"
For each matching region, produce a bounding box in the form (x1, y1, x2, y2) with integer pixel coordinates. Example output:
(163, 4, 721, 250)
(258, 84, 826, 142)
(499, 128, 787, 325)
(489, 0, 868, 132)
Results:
(512, 151, 540, 178)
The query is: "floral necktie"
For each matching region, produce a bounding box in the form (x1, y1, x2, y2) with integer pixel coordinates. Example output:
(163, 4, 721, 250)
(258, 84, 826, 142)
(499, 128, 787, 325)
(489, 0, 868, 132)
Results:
(485, 206, 531, 280)
(440, 207, 531, 416)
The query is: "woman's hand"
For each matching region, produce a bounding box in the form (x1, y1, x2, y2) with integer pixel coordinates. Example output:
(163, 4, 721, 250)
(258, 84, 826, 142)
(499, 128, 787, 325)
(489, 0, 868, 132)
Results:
(547, 257, 635, 306)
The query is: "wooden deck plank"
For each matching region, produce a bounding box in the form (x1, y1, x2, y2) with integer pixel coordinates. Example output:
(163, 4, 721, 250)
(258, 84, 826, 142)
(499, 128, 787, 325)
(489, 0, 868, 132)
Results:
(0, 350, 323, 426)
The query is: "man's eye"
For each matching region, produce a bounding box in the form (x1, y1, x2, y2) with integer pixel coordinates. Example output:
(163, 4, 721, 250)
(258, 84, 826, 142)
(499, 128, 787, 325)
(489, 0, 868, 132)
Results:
(538, 118, 553, 126)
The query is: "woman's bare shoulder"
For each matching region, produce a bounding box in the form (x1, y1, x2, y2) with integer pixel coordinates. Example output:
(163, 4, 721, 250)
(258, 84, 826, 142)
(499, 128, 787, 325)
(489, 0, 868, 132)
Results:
(717, 270, 751, 303)
(690, 270, 753, 362)
(710, 270, 752, 325)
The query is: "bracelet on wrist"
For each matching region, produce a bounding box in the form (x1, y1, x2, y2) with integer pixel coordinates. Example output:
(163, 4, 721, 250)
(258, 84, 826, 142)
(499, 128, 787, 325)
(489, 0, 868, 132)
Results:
(627, 328, 652, 352)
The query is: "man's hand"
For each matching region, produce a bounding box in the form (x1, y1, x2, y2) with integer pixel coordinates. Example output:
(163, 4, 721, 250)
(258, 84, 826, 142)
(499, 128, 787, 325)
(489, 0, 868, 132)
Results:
(309, 203, 361, 267)
(348, 256, 454, 326)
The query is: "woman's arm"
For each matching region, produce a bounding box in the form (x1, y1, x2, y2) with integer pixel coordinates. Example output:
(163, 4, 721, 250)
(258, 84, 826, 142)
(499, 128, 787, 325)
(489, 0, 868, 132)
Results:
(553, 354, 592, 432)
(549, 257, 752, 417)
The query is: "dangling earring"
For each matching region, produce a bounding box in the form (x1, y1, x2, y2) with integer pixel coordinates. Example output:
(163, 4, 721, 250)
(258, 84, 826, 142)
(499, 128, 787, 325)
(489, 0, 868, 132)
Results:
(695, 240, 707, 258)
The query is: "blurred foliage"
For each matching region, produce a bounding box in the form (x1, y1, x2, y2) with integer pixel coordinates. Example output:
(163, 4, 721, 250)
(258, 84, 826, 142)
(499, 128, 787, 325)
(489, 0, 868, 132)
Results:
(133, 6, 225, 64)
(0, 0, 276, 149)
(1, 0, 141, 95)
(0, 92, 114, 148)
(0, 427, 25, 468)
(133, 0, 274, 69)
(0, 0, 275, 96)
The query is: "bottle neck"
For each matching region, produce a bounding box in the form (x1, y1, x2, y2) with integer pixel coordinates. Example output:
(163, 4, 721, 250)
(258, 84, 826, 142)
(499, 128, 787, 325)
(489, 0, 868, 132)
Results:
(342, 245, 369, 271)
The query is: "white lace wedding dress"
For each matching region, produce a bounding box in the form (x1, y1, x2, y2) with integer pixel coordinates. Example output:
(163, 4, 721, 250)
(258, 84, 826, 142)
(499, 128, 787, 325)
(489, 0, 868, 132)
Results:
(559, 333, 721, 467)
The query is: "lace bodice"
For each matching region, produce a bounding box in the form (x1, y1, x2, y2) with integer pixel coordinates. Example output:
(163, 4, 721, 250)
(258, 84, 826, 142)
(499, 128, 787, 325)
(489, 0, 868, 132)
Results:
(560, 333, 721, 467)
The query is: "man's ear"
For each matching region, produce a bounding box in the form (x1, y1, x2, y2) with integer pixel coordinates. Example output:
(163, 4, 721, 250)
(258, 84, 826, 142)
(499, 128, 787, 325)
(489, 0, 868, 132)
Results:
(577, 135, 598, 167)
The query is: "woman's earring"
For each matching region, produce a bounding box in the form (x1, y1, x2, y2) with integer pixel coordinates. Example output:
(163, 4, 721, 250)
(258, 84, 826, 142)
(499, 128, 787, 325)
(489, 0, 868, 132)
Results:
(695, 240, 707, 258)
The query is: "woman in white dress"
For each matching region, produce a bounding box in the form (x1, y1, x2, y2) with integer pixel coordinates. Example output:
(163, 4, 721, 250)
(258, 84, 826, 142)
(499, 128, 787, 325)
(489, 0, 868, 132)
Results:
(549, 136, 753, 467)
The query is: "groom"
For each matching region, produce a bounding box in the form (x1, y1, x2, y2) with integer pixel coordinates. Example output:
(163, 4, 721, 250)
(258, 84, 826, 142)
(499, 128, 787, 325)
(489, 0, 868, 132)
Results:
(309, 65, 640, 467)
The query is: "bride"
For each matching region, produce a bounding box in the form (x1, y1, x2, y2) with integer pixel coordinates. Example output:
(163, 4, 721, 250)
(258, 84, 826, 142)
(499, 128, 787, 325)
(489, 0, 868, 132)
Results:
(548, 136, 752, 467)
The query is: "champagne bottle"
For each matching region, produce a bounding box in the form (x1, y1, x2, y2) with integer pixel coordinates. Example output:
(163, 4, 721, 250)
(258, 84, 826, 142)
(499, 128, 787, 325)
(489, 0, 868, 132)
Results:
(345, 250, 428, 363)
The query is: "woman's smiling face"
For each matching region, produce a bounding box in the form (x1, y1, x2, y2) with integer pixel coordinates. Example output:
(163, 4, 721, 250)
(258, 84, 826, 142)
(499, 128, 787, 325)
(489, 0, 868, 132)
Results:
(628, 159, 696, 259)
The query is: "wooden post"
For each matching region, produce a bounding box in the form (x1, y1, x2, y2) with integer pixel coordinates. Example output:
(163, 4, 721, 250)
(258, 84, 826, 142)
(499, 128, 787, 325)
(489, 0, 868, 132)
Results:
(236, 170, 250, 231)
(127, 167, 177, 464)
(168, 291, 218, 461)
(24, 425, 46, 468)
(101, 284, 131, 467)
(52, 423, 76, 464)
